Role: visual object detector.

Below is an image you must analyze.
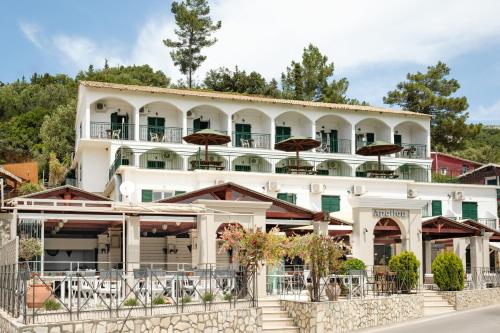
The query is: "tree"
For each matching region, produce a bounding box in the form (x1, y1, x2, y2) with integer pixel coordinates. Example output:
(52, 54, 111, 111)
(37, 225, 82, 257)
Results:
(164, 0, 221, 88)
(384, 61, 481, 151)
(203, 66, 281, 97)
(40, 101, 76, 162)
(76, 64, 170, 87)
(281, 44, 361, 104)
(48, 152, 68, 187)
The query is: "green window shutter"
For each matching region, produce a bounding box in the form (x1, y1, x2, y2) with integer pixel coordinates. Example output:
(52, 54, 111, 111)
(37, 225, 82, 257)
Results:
(276, 126, 291, 143)
(330, 130, 338, 153)
(174, 190, 186, 196)
(142, 190, 153, 202)
(235, 165, 251, 172)
(322, 195, 340, 213)
(394, 134, 402, 146)
(366, 133, 375, 144)
(462, 202, 478, 221)
(277, 193, 288, 201)
(277, 192, 296, 204)
(431, 200, 442, 216)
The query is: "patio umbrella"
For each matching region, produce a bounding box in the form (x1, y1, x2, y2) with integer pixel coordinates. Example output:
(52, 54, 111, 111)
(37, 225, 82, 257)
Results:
(274, 136, 321, 171)
(183, 129, 231, 163)
(356, 140, 402, 171)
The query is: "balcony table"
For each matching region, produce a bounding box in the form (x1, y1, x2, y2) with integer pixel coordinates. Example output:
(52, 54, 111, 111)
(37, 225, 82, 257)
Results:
(190, 160, 225, 171)
(366, 169, 399, 179)
(286, 165, 316, 175)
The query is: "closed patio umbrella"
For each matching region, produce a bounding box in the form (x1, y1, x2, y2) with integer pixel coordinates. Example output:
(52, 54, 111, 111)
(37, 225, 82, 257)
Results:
(356, 141, 402, 171)
(183, 129, 231, 163)
(274, 136, 321, 172)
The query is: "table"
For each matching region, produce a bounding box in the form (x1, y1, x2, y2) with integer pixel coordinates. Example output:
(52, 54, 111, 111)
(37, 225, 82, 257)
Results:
(286, 165, 316, 175)
(190, 160, 225, 171)
(366, 169, 399, 179)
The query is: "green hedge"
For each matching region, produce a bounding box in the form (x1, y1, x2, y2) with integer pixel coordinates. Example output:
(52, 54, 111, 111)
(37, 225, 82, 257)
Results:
(388, 251, 420, 292)
(339, 258, 366, 274)
(432, 251, 464, 291)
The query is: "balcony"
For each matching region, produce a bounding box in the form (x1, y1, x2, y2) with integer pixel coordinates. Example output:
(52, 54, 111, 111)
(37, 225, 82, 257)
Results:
(477, 218, 498, 230)
(90, 122, 135, 140)
(395, 143, 427, 159)
(139, 126, 183, 143)
(232, 132, 271, 149)
(315, 138, 351, 154)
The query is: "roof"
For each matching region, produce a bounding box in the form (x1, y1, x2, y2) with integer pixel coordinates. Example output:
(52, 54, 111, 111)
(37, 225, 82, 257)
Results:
(0, 167, 24, 184)
(421, 216, 480, 239)
(431, 152, 484, 166)
(458, 163, 500, 179)
(19, 185, 111, 201)
(79, 81, 431, 119)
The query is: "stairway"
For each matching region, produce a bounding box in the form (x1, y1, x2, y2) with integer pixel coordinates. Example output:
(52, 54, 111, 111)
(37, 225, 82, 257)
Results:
(260, 298, 300, 333)
(423, 289, 455, 316)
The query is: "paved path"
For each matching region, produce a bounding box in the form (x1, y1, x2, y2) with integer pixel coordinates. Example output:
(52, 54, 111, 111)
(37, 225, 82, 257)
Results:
(359, 305, 500, 333)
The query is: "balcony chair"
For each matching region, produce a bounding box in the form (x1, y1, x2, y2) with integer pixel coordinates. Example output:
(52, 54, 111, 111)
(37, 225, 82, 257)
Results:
(112, 129, 121, 140)
(149, 132, 160, 142)
(240, 139, 251, 148)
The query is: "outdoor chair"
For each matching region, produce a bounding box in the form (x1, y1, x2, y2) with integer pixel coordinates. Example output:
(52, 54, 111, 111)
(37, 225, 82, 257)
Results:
(150, 132, 160, 142)
(97, 270, 123, 303)
(112, 129, 121, 139)
(240, 139, 250, 148)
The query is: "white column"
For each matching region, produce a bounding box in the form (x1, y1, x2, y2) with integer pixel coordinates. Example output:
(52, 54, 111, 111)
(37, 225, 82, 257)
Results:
(270, 119, 276, 150)
(190, 229, 199, 266)
(482, 233, 493, 268)
(197, 214, 216, 266)
(469, 236, 482, 269)
(453, 238, 467, 270)
(253, 210, 268, 298)
(126, 216, 141, 272)
(182, 112, 188, 140)
(311, 123, 316, 139)
(406, 211, 423, 283)
(133, 107, 140, 142)
(351, 208, 374, 267)
(351, 125, 356, 155)
(133, 151, 140, 168)
(226, 113, 233, 147)
(313, 221, 329, 236)
(424, 240, 432, 275)
(84, 103, 91, 138)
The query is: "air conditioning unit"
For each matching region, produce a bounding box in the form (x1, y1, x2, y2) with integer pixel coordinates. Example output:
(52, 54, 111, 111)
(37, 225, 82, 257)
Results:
(328, 161, 337, 169)
(352, 185, 365, 196)
(407, 188, 417, 198)
(96, 103, 106, 111)
(215, 179, 226, 185)
(452, 191, 465, 201)
(139, 107, 148, 114)
(310, 183, 325, 194)
(250, 158, 259, 164)
(163, 152, 172, 159)
(187, 110, 193, 118)
(268, 180, 280, 192)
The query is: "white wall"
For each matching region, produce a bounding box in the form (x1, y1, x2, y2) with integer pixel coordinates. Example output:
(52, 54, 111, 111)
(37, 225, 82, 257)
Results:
(80, 145, 111, 193)
(275, 111, 312, 137)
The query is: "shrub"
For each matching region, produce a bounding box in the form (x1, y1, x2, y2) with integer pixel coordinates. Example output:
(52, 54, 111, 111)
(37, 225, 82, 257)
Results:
(388, 251, 420, 292)
(181, 296, 191, 304)
(201, 292, 215, 303)
(43, 299, 61, 311)
(432, 251, 464, 291)
(124, 298, 139, 307)
(339, 258, 366, 274)
(19, 238, 42, 262)
(223, 292, 233, 301)
(152, 296, 165, 305)
(18, 182, 43, 196)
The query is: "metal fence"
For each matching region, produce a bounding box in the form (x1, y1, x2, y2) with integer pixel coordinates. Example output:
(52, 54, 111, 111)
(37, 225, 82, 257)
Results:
(0, 263, 256, 324)
(465, 267, 500, 290)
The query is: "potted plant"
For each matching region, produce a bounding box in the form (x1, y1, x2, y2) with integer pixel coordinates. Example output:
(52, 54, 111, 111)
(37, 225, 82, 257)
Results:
(19, 238, 50, 308)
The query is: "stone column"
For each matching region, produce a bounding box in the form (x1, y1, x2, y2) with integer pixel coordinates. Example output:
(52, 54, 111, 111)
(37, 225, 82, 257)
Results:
(405, 210, 423, 284)
(482, 233, 493, 269)
(196, 214, 217, 267)
(453, 238, 467, 270)
(424, 240, 432, 275)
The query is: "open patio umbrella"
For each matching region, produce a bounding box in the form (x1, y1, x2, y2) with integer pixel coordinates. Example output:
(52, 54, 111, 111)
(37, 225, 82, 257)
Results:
(274, 136, 321, 171)
(183, 129, 231, 163)
(356, 140, 402, 171)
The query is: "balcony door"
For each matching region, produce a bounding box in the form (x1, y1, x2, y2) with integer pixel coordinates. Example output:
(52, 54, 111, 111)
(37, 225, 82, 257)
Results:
(148, 117, 165, 141)
(193, 118, 210, 132)
(111, 112, 129, 139)
(318, 130, 338, 153)
(394, 134, 402, 146)
(276, 126, 291, 143)
(235, 123, 251, 147)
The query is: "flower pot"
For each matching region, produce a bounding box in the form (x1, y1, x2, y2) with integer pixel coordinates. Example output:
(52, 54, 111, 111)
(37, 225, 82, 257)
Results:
(26, 284, 52, 308)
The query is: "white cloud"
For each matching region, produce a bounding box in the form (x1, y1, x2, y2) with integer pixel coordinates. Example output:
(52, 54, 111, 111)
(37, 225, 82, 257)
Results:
(471, 100, 500, 124)
(19, 21, 42, 49)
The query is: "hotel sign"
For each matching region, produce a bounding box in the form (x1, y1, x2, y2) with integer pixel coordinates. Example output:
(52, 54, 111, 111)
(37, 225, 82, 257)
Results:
(373, 209, 408, 218)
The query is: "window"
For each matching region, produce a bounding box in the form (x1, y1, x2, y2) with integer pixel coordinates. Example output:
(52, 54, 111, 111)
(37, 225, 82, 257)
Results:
(174, 190, 186, 196)
(366, 133, 375, 144)
(394, 134, 402, 146)
(275, 126, 291, 143)
(234, 165, 251, 172)
(321, 195, 340, 213)
(440, 167, 448, 175)
(193, 118, 210, 131)
(485, 176, 498, 186)
(461, 165, 469, 174)
(462, 201, 478, 221)
(431, 200, 442, 216)
(147, 160, 165, 169)
(142, 189, 176, 202)
(234, 123, 252, 147)
(277, 192, 296, 204)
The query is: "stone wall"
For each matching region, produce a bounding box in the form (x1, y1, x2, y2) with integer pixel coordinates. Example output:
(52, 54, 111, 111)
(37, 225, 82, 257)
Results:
(0, 307, 261, 333)
(282, 294, 424, 333)
(0, 308, 23, 333)
(439, 288, 500, 310)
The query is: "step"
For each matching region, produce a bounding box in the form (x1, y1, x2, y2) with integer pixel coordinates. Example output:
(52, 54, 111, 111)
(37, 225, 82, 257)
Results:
(260, 305, 283, 312)
(262, 327, 299, 333)
(424, 307, 455, 316)
(259, 300, 282, 307)
(262, 311, 291, 319)
(263, 318, 295, 328)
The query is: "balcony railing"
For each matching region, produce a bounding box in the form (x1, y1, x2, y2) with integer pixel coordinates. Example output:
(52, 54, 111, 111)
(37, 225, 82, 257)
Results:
(395, 143, 427, 159)
(232, 132, 271, 149)
(139, 152, 183, 170)
(355, 140, 371, 151)
(477, 218, 498, 230)
(315, 139, 351, 154)
(90, 122, 134, 140)
(139, 125, 183, 143)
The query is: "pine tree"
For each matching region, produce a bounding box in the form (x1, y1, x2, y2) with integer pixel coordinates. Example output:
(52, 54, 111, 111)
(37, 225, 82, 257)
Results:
(164, 0, 221, 88)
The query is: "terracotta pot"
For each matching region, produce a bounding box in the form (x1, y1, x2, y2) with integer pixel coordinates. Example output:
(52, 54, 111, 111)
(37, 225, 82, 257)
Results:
(325, 283, 341, 301)
(26, 284, 52, 308)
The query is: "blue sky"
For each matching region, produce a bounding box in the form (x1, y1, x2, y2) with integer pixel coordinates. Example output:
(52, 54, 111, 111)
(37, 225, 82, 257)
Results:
(3, 0, 500, 124)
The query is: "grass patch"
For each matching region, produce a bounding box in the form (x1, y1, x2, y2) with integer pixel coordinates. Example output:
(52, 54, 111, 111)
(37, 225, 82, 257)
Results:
(223, 292, 233, 301)
(181, 296, 192, 304)
(201, 292, 216, 303)
(124, 298, 139, 307)
(152, 296, 165, 305)
(43, 299, 61, 311)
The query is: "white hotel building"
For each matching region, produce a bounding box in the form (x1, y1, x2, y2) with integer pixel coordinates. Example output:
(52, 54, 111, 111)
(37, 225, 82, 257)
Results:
(64, 80, 500, 278)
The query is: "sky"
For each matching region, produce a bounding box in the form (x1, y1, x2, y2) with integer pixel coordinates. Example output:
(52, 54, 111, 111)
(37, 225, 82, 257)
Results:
(2, 0, 500, 124)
